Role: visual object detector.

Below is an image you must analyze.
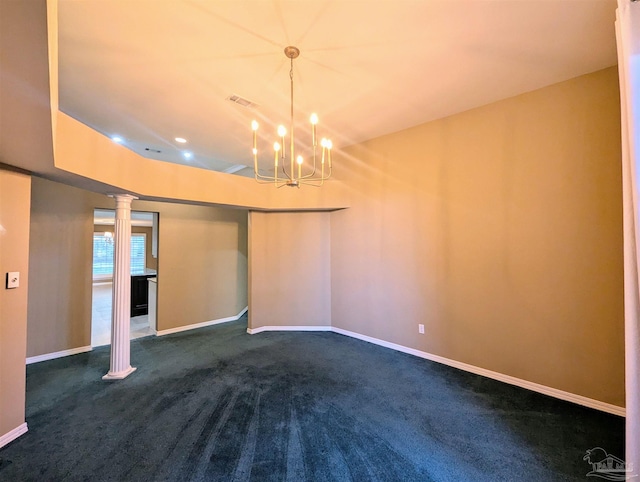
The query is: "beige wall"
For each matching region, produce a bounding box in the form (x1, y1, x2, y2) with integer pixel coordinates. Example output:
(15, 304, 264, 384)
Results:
(331, 67, 625, 406)
(0, 1, 55, 176)
(28, 177, 106, 356)
(0, 167, 31, 439)
(136, 226, 157, 271)
(134, 200, 248, 332)
(53, 112, 349, 212)
(248, 211, 331, 330)
(28, 177, 248, 356)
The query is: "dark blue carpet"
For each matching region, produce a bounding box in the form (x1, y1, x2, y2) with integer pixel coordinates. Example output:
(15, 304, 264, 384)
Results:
(0, 316, 624, 481)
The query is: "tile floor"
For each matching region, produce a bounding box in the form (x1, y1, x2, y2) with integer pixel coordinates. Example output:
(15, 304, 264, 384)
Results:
(91, 282, 155, 347)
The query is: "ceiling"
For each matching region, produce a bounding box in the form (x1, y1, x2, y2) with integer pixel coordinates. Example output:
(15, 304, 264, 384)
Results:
(57, 0, 618, 176)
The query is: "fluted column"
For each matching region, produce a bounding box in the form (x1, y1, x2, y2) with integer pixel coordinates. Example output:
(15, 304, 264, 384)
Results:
(103, 194, 138, 380)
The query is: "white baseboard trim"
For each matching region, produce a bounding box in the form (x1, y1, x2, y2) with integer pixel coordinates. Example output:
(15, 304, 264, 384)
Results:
(0, 423, 28, 449)
(156, 306, 248, 336)
(247, 325, 332, 335)
(331, 327, 625, 417)
(26, 345, 92, 365)
(22, 311, 623, 416)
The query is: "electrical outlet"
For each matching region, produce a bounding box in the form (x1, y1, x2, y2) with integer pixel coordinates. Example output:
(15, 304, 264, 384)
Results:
(6, 272, 19, 289)
(418, 323, 425, 334)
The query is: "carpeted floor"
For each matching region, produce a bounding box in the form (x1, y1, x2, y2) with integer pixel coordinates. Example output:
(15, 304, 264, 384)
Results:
(0, 315, 624, 481)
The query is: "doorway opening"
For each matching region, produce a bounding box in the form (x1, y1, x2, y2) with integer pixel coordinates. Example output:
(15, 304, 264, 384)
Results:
(91, 209, 159, 347)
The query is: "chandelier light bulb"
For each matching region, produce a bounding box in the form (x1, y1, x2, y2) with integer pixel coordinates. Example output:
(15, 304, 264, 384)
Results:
(251, 120, 259, 131)
(277, 125, 287, 137)
(310, 113, 318, 125)
(296, 155, 303, 178)
(274, 142, 281, 152)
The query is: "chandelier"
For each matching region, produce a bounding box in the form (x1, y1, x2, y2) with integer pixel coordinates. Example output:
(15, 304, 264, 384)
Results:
(252, 46, 332, 188)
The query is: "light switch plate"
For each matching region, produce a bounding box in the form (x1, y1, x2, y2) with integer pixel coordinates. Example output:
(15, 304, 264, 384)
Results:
(6, 272, 19, 289)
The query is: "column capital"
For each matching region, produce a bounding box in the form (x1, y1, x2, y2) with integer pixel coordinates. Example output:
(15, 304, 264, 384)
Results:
(108, 194, 138, 206)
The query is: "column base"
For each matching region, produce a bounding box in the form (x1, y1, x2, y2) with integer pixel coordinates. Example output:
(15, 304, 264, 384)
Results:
(102, 366, 137, 380)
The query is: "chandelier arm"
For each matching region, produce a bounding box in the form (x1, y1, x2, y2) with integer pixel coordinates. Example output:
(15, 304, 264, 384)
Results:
(255, 173, 280, 183)
(299, 161, 331, 180)
(299, 159, 320, 179)
(254, 167, 277, 180)
(298, 179, 325, 187)
(255, 173, 293, 187)
(298, 146, 319, 180)
(298, 150, 333, 180)
(254, 153, 331, 182)
(299, 170, 319, 180)
(256, 166, 329, 187)
(300, 173, 331, 181)
(253, 162, 295, 182)
(254, 165, 291, 183)
(281, 162, 293, 181)
(254, 173, 282, 183)
(254, 178, 277, 184)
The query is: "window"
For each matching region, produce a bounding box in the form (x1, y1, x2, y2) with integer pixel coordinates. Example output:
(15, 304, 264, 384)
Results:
(130, 234, 145, 273)
(93, 233, 146, 277)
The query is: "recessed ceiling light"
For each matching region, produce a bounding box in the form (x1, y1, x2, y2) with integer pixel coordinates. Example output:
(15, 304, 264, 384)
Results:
(183, 151, 193, 160)
(111, 135, 124, 143)
(175, 137, 187, 143)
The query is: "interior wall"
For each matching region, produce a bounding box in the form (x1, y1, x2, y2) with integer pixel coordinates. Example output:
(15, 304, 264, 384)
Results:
(137, 226, 157, 271)
(134, 200, 248, 332)
(0, 0, 56, 176)
(331, 67, 625, 406)
(0, 167, 31, 440)
(53, 112, 349, 212)
(248, 211, 331, 330)
(28, 177, 248, 357)
(28, 177, 99, 356)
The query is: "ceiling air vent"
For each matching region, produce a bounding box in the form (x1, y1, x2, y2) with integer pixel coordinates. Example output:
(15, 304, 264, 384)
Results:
(227, 94, 259, 109)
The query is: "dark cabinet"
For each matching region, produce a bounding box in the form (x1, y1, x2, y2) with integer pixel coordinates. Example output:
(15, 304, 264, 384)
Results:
(131, 274, 153, 317)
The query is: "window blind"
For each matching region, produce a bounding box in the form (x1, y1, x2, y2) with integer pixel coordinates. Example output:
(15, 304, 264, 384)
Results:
(93, 233, 146, 276)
